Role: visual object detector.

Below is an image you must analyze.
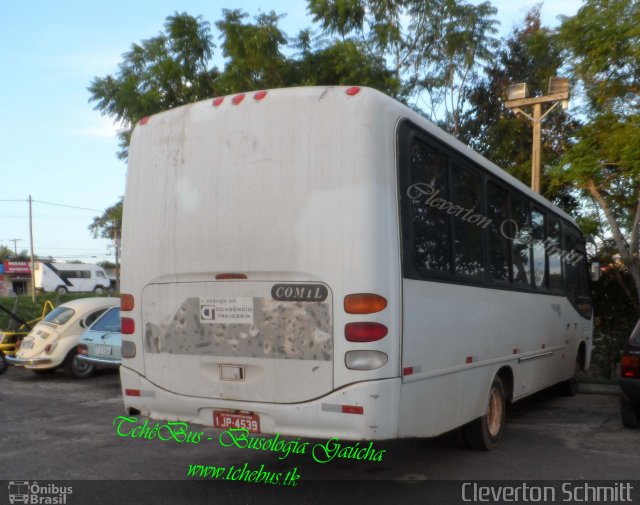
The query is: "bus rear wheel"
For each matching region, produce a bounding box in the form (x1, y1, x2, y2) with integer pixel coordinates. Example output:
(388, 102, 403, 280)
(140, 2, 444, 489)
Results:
(464, 376, 505, 450)
(56, 286, 68, 294)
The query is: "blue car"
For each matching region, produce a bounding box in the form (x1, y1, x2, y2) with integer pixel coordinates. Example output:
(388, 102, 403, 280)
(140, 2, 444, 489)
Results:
(77, 307, 121, 370)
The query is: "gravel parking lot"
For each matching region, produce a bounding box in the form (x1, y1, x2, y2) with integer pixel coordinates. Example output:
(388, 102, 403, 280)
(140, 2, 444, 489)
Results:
(1, 367, 638, 504)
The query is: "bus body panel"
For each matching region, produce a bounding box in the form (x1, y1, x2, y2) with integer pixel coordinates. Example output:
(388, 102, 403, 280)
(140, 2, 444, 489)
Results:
(121, 86, 592, 441)
(120, 366, 401, 440)
(122, 87, 403, 411)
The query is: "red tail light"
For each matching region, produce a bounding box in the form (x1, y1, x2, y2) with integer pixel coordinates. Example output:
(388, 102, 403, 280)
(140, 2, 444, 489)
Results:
(125, 389, 141, 397)
(121, 317, 135, 335)
(77, 344, 88, 355)
(621, 355, 640, 378)
(345, 322, 388, 342)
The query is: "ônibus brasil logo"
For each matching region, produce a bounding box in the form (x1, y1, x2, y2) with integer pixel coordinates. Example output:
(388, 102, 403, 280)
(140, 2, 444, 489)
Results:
(8, 481, 72, 504)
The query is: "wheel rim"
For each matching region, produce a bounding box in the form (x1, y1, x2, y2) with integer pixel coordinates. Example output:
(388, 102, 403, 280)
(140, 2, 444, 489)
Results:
(72, 356, 90, 375)
(487, 386, 504, 437)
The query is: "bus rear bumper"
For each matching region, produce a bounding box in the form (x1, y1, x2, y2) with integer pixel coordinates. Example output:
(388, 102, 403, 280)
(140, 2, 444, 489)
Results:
(120, 366, 400, 440)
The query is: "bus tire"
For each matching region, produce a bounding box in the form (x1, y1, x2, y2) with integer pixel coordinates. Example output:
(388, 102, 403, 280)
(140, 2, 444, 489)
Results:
(0, 352, 8, 375)
(56, 286, 68, 294)
(621, 399, 639, 429)
(559, 353, 582, 396)
(63, 350, 96, 379)
(463, 376, 505, 450)
(93, 286, 105, 294)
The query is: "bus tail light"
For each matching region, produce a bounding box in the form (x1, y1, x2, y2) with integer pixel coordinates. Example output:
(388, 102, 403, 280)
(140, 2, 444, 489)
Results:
(621, 355, 640, 378)
(121, 318, 135, 335)
(121, 294, 134, 311)
(344, 294, 387, 314)
(345, 322, 387, 342)
(345, 350, 388, 370)
(121, 340, 136, 358)
(125, 389, 141, 397)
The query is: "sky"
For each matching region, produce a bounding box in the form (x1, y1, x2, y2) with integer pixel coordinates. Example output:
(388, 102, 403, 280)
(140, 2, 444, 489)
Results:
(0, 0, 585, 265)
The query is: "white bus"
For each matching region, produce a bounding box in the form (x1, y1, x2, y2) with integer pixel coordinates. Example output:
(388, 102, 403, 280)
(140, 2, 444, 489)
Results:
(120, 86, 592, 449)
(34, 261, 110, 294)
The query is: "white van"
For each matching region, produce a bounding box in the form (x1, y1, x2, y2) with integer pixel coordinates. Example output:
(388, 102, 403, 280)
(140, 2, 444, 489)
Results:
(120, 86, 592, 447)
(34, 261, 110, 294)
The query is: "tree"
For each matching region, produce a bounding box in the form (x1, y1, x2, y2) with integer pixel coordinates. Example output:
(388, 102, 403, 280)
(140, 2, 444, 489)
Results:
(307, 0, 500, 135)
(88, 13, 219, 159)
(90, 10, 401, 158)
(89, 198, 123, 242)
(554, 0, 640, 307)
(459, 6, 580, 211)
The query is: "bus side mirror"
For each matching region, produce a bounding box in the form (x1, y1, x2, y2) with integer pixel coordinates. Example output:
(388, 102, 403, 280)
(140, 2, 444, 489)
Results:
(590, 262, 600, 282)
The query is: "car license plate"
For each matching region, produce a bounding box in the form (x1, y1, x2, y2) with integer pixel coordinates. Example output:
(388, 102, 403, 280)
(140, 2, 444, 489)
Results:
(20, 340, 33, 349)
(95, 344, 112, 356)
(214, 411, 260, 433)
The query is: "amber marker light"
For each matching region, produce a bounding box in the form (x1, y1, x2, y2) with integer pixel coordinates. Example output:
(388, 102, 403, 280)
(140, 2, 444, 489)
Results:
(344, 293, 387, 314)
(121, 294, 134, 311)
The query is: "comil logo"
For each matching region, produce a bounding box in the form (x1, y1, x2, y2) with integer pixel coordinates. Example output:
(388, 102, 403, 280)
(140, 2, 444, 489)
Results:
(8, 481, 72, 504)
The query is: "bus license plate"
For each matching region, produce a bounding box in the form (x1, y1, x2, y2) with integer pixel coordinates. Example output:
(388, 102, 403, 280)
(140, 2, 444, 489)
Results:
(214, 411, 260, 433)
(95, 345, 112, 355)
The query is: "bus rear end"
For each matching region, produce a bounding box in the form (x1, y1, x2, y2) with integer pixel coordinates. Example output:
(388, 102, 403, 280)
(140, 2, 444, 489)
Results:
(120, 87, 403, 440)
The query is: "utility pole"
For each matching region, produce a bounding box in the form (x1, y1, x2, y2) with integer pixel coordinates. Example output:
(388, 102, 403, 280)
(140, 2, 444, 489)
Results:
(504, 77, 570, 193)
(9, 239, 21, 255)
(29, 195, 35, 302)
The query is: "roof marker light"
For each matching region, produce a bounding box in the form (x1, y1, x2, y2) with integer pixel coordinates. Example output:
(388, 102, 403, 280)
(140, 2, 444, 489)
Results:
(139, 116, 150, 125)
(346, 86, 361, 96)
(232, 93, 245, 105)
(254, 90, 267, 101)
(213, 97, 224, 107)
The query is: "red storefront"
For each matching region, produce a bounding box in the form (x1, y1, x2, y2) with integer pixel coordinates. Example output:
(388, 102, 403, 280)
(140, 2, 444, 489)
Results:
(0, 261, 32, 295)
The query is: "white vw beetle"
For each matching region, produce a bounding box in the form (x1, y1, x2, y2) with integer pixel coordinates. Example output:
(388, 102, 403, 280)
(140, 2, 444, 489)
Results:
(7, 297, 119, 379)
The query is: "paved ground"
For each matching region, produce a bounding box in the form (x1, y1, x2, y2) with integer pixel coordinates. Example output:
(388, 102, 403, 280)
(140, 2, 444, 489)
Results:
(1, 367, 638, 504)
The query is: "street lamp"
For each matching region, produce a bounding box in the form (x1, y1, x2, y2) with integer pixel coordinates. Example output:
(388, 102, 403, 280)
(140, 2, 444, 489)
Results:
(504, 77, 570, 193)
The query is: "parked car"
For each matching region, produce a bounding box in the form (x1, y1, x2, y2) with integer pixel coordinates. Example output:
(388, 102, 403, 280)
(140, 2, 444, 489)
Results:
(7, 297, 119, 379)
(620, 320, 640, 428)
(0, 300, 55, 374)
(77, 307, 121, 369)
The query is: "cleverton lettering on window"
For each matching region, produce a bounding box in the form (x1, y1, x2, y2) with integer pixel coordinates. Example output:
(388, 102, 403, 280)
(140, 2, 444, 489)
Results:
(200, 298, 254, 324)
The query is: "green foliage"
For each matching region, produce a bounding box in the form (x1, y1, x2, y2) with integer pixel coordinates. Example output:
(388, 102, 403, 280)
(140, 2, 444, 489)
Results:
(88, 13, 219, 159)
(308, 0, 499, 135)
(552, 0, 640, 304)
(458, 7, 579, 212)
(88, 197, 123, 241)
(215, 10, 289, 93)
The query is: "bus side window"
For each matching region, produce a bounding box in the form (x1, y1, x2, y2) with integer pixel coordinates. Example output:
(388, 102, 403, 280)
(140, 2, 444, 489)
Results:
(547, 217, 563, 291)
(451, 162, 485, 278)
(511, 198, 531, 286)
(531, 209, 546, 289)
(486, 182, 510, 282)
(407, 138, 452, 274)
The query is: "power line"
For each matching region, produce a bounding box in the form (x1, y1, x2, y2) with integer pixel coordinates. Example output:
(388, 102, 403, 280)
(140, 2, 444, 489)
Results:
(32, 200, 101, 212)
